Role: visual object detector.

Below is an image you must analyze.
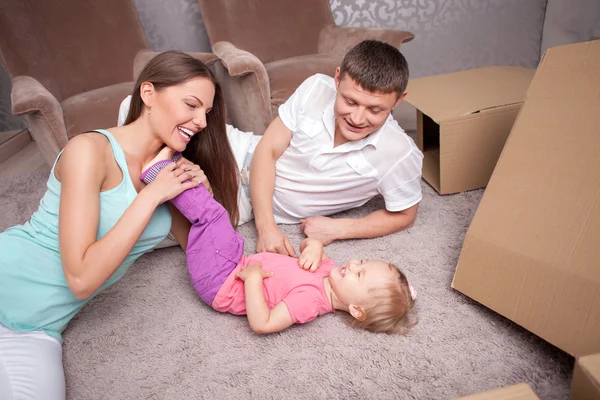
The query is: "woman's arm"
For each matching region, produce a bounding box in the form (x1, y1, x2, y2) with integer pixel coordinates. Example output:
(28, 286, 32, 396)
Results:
(57, 134, 197, 300)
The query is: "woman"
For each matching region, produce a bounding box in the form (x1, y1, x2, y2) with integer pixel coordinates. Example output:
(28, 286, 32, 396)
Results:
(0, 51, 239, 399)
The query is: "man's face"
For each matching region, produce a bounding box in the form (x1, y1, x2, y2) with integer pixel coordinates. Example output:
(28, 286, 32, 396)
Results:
(333, 68, 405, 147)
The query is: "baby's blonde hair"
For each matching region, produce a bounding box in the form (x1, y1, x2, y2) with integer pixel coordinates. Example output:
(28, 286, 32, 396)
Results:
(348, 264, 416, 334)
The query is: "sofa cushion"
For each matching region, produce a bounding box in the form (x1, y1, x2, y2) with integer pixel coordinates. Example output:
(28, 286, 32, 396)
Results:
(62, 82, 134, 139)
(265, 53, 343, 117)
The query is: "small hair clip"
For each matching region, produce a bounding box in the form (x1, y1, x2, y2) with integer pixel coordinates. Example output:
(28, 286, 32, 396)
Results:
(408, 280, 417, 300)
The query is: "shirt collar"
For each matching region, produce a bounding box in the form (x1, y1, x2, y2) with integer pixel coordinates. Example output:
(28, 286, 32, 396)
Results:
(323, 98, 336, 140)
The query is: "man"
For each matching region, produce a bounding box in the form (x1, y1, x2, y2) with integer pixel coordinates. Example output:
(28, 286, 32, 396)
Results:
(117, 40, 423, 256)
(250, 40, 423, 256)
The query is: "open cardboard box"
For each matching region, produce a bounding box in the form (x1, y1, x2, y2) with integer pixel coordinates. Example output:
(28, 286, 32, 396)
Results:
(570, 353, 600, 400)
(404, 67, 534, 194)
(456, 383, 539, 400)
(452, 40, 600, 357)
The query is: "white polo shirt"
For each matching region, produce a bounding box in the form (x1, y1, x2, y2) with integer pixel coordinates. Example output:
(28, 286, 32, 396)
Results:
(273, 74, 423, 224)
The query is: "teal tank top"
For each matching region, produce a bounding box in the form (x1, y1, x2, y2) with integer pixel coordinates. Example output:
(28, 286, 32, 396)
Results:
(0, 129, 172, 342)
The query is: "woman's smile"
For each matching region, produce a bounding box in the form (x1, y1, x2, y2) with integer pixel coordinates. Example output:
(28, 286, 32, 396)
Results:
(177, 126, 195, 142)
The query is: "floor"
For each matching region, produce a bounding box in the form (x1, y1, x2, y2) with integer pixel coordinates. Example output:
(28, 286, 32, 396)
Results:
(0, 141, 46, 179)
(0, 136, 576, 400)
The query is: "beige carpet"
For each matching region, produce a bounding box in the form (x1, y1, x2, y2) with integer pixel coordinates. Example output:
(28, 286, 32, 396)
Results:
(0, 144, 573, 399)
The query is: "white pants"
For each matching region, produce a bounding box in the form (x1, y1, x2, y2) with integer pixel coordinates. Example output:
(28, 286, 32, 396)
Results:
(0, 324, 65, 400)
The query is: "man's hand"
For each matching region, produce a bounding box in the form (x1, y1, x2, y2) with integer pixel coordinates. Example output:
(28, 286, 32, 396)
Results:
(256, 225, 297, 257)
(236, 262, 274, 282)
(300, 216, 341, 246)
(298, 239, 324, 272)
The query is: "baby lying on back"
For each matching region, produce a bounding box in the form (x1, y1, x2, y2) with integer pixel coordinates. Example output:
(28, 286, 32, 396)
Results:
(141, 147, 417, 334)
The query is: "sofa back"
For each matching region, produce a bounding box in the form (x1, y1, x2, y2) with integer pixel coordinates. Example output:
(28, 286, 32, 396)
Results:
(0, 0, 147, 102)
(197, 0, 334, 64)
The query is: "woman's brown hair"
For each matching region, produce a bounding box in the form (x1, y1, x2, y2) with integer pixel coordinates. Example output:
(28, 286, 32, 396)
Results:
(125, 51, 239, 227)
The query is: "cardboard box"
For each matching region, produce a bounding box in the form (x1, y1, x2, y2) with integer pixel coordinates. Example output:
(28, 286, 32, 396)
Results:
(452, 40, 600, 356)
(570, 353, 600, 400)
(456, 383, 539, 400)
(404, 66, 534, 194)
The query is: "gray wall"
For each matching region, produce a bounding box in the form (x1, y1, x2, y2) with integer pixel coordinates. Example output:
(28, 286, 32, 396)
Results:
(1, 0, 599, 131)
(133, 0, 211, 53)
(332, 0, 548, 78)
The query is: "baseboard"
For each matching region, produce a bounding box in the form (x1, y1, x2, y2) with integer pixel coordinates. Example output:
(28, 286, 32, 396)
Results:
(0, 129, 32, 164)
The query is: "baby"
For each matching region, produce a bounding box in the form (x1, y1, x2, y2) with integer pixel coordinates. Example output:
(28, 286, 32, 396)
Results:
(142, 148, 416, 334)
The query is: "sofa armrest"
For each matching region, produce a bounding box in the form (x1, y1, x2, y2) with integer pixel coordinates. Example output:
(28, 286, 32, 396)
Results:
(11, 76, 68, 166)
(318, 25, 415, 54)
(132, 49, 219, 80)
(212, 42, 269, 80)
(212, 41, 272, 135)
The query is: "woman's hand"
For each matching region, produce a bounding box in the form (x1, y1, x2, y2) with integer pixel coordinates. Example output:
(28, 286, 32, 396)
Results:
(143, 162, 199, 204)
(176, 157, 213, 196)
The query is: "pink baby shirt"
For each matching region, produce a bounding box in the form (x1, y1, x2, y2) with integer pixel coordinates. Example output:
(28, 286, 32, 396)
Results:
(212, 252, 336, 324)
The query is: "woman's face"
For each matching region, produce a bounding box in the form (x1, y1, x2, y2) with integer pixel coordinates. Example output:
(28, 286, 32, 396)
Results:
(147, 77, 215, 152)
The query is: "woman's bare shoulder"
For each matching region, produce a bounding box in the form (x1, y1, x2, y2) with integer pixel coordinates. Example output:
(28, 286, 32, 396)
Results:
(68, 131, 111, 150)
(55, 132, 112, 180)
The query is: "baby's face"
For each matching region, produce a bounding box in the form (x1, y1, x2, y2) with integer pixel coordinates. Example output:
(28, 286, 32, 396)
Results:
(329, 259, 398, 306)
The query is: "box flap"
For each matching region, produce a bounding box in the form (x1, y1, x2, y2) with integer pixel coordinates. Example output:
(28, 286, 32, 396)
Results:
(405, 66, 534, 123)
(570, 353, 600, 400)
(452, 40, 600, 356)
(579, 353, 600, 388)
(456, 383, 539, 399)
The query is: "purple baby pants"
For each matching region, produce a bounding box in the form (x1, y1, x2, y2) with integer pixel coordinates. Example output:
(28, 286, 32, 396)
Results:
(171, 185, 244, 305)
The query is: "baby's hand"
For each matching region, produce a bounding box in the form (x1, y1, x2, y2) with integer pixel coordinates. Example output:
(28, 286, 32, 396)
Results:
(298, 240, 323, 272)
(236, 262, 273, 281)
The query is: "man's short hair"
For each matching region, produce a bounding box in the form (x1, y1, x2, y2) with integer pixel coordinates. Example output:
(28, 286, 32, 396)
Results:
(340, 40, 409, 96)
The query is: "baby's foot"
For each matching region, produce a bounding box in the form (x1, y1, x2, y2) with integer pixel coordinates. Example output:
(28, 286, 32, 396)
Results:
(140, 147, 183, 184)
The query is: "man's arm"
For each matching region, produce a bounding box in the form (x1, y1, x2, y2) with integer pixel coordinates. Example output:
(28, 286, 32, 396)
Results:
(250, 116, 296, 256)
(300, 203, 419, 245)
